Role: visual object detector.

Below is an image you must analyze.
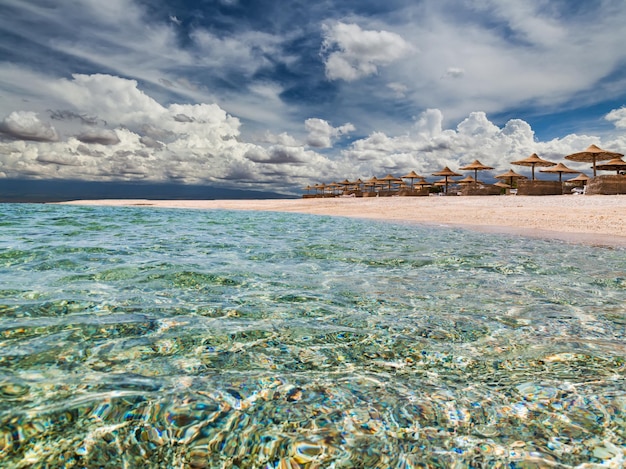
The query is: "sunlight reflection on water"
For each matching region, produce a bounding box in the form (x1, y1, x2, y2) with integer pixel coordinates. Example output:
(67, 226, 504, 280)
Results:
(0, 203, 624, 467)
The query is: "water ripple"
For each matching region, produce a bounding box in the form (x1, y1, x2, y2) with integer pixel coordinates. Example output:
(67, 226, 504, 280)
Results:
(0, 203, 624, 467)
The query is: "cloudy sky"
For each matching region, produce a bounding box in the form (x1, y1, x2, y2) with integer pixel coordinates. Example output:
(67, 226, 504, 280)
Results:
(1, 0, 626, 196)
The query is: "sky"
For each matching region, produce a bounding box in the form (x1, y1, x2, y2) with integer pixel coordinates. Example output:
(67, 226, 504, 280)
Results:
(1, 0, 626, 197)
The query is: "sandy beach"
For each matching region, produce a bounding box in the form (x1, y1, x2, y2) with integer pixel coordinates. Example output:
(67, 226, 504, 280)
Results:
(60, 195, 626, 247)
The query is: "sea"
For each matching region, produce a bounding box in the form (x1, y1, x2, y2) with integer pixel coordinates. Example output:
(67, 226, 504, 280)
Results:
(0, 202, 624, 468)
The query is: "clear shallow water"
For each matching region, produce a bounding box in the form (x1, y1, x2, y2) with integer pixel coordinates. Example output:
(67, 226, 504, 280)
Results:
(0, 203, 624, 468)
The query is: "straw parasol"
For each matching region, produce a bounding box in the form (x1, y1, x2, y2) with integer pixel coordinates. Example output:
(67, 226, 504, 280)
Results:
(401, 170, 424, 190)
(326, 182, 341, 196)
(432, 166, 461, 194)
(539, 162, 579, 182)
(494, 181, 511, 188)
(511, 153, 556, 180)
(495, 169, 527, 187)
(567, 173, 589, 185)
(365, 176, 379, 192)
(595, 157, 626, 175)
(379, 174, 403, 191)
(457, 175, 476, 184)
(459, 159, 494, 182)
(564, 144, 624, 177)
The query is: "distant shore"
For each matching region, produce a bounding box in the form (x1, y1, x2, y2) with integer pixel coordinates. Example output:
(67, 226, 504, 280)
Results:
(59, 195, 626, 247)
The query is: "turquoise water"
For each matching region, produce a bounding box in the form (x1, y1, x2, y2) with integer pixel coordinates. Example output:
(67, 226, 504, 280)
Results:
(0, 203, 624, 468)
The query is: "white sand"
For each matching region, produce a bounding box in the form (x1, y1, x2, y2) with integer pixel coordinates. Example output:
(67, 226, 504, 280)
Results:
(60, 195, 626, 247)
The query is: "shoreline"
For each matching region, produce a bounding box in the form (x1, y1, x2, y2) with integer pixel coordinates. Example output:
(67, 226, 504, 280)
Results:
(58, 195, 626, 247)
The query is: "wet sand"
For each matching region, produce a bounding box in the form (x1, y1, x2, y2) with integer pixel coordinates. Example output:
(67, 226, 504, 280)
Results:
(60, 195, 626, 247)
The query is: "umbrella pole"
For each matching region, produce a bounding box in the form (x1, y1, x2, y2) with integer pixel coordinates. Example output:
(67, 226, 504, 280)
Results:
(531, 164, 535, 180)
(593, 156, 597, 177)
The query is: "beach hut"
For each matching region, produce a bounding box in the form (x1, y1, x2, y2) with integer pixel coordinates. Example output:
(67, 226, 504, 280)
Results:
(565, 144, 624, 177)
(459, 159, 494, 182)
(511, 153, 556, 180)
(539, 162, 579, 182)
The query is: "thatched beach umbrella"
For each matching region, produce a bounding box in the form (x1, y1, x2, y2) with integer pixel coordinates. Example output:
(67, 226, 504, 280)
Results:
(494, 181, 511, 194)
(567, 173, 590, 185)
(457, 175, 476, 184)
(379, 174, 402, 191)
(539, 162, 579, 182)
(495, 169, 527, 187)
(459, 159, 494, 182)
(432, 166, 461, 194)
(511, 153, 556, 180)
(595, 157, 626, 174)
(401, 170, 424, 190)
(326, 182, 342, 195)
(565, 144, 623, 177)
(365, 176, 379, 193)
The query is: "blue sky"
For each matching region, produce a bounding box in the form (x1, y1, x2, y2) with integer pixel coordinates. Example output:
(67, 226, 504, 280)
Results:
(1, 0, 626, 196)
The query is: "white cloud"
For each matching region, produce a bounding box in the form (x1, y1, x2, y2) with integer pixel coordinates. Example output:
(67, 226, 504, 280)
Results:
(385, 0, 626, 124)
(321, 22, 414, 81)
(0, 111, 59, 142)
(0, 74, 338, 191)
(443, 67, 465, 79)
(606, 107, 626, 129)
(413, 108, 444, 139)
(0, 75, 623, 192)
(336, 108, 623, 182)
(387, 82, 409, 98)
(305, 118, 355, 148)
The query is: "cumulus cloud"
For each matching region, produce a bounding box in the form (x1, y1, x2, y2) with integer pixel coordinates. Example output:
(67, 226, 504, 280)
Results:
(606, 107, 626, 129)
(0, 111, 59, 142)
(321, 22, 414, 81)
(261, 131, 300, 147)
(76, 128, 121, 145)
(336, 108, 622, 182)
(305, 118, 355, 148)
(0, 71, 624, 194)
